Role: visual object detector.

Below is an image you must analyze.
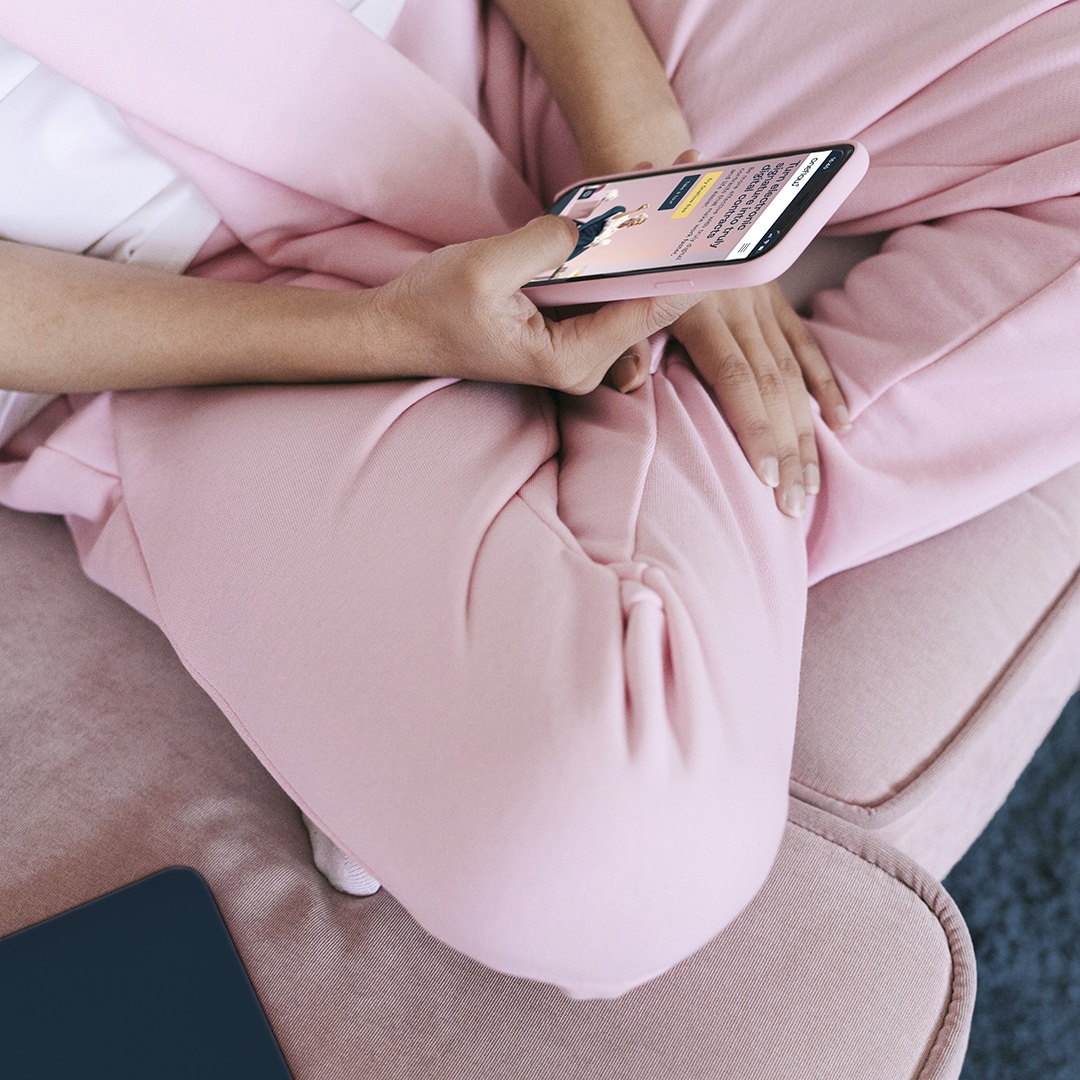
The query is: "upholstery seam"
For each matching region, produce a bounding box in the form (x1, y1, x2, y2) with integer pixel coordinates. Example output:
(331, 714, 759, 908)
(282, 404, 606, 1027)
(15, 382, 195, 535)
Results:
(792, 558, 1080, 819)
(789, 816, 969, 1080)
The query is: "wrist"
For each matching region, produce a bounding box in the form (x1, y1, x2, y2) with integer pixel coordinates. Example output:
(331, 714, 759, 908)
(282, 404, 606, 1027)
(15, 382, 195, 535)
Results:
(292, 283, 421, 384)
(219, 281, 410, 386)
(576, 104, 694, 178)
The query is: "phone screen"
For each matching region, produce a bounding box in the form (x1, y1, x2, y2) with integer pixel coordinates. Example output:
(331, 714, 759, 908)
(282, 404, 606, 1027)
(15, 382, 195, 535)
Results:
(528, 145, 854, 287)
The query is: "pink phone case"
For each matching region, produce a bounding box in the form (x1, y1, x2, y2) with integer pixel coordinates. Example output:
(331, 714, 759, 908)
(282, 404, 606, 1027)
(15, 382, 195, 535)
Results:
(523, 142, 869, 305)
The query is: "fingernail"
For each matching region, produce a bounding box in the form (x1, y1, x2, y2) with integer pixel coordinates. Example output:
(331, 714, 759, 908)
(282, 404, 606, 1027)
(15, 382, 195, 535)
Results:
(760, 457, 780, 488)
(612, 351, 640, 393)
(835, 404, 852, 431)
(783, 483, 805, 518)
(803, 462, 820, 495)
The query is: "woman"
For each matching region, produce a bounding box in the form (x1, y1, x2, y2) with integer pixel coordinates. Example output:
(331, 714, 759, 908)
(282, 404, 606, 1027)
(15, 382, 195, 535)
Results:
(1, 0, 1078, 998)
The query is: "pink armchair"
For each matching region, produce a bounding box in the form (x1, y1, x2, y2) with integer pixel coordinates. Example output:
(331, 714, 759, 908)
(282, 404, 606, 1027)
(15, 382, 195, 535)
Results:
(3, 236, 1078, 1076)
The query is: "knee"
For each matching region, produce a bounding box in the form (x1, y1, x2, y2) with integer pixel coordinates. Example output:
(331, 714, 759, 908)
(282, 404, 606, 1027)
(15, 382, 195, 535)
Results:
(398, 766, 790, 998)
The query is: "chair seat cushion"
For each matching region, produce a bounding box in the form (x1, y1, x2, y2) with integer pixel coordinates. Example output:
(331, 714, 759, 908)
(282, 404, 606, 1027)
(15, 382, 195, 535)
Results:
(795, 462, 1080, 877)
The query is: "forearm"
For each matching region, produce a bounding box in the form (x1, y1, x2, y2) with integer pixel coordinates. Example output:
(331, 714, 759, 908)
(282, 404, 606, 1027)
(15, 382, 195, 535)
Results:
(0, 240, 399, 393)
(492, 0, 691, 175)
(0, 219, 697, 399)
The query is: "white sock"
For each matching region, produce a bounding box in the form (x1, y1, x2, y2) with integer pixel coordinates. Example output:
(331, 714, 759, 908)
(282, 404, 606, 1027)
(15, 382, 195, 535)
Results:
(301, 813, 382, 897)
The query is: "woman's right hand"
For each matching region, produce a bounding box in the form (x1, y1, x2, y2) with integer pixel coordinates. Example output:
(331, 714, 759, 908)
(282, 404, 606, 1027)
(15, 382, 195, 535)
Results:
(367, 215, 699, 394)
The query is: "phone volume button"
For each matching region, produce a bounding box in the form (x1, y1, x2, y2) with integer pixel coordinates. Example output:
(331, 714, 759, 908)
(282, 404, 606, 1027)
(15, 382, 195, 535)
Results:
(655, 280, 695, 291)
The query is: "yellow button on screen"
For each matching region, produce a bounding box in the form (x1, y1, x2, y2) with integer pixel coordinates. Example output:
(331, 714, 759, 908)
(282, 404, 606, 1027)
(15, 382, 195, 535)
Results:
(671, 171, 722, 220)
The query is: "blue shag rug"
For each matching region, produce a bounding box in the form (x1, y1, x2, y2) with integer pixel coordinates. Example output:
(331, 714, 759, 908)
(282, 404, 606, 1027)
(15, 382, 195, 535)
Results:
(943, 689, 1080, 1079)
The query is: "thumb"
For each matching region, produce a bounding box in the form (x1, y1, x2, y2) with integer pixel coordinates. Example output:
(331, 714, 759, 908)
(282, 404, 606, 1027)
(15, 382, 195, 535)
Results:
(475, 215, 580, 290)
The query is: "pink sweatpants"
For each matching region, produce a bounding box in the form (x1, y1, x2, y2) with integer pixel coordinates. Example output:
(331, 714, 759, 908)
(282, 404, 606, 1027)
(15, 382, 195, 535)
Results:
(3, 0, 1080, 996)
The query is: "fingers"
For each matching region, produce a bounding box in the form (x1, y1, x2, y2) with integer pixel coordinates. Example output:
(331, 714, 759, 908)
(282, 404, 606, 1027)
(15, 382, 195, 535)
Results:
(772, 298, 852, 434)
(673, 285, 852, 518)
(678, 303, 803, 512)
(632, 148, 703, 173)
(746, 318, 814, 517)
(473, 215, 581, 291)
(551, 291, 700, 393)
(573, 150, 708, 396)
(431, 217, 701, 394)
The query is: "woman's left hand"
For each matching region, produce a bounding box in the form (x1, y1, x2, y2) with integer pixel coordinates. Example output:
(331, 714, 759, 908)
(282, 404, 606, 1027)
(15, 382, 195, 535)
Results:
(613, 281, 852, 519)
(607, 153, 852, 519)
(674, 282, 851, 518)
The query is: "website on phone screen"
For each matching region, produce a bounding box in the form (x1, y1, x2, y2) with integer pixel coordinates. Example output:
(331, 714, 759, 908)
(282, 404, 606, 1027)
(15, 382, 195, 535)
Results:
(531, 149, 835, 284)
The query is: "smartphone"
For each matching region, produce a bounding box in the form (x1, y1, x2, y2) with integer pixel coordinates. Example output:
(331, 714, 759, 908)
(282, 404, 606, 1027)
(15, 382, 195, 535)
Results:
(523, 142, 868, 304)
